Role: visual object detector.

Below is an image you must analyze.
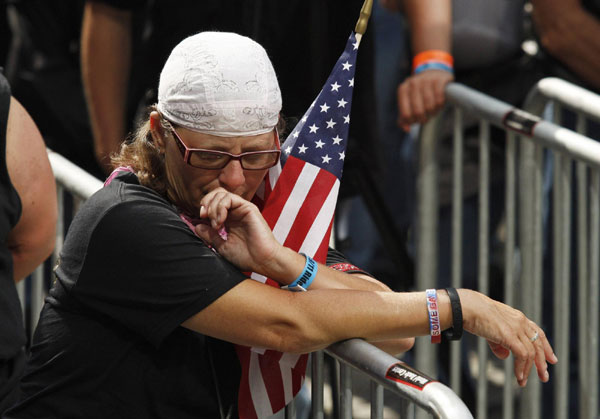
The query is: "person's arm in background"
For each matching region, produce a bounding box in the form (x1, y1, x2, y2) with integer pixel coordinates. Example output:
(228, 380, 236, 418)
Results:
(81, 2, 132, 174)
(6, 97, 57, 281)
(531, 0, 600, 90)
(380, 0, 453, 131)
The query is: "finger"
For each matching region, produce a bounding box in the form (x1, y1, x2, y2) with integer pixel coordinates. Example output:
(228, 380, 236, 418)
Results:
(421, 82, 437, 117)
(409, 83, 427, 124)
(533, 334, 550, 382)
(511, 336, 529, 385)
(526, 324, 550, 382)
(540, 329, 558, 364)
(397, 83, 413, 128)
(203, 191, 230, 228)
(517, 333, 535, 386)
(199, 187, 226, 212)
(210, 192, 233, 229)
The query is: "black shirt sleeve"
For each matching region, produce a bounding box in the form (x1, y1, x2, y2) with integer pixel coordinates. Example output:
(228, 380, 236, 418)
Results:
(65, 196, 246, 347)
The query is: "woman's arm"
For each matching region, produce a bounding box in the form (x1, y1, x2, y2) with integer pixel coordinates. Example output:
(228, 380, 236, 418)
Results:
(191, 188, 557, 387)
(6, 97, 57, 281)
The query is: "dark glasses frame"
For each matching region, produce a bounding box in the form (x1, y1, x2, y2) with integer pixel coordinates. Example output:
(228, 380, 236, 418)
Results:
(169, 126, 281, 170)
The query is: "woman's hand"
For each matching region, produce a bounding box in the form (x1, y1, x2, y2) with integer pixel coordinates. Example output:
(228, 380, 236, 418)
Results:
(195, 188, 282, 274)
(459, 289, 558, 386)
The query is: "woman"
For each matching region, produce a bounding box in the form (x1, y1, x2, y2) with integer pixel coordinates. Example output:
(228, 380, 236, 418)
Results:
(5, 32, 555, 419)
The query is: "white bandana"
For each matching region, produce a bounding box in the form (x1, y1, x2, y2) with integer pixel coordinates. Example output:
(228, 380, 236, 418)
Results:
(157, 32, 282, 137)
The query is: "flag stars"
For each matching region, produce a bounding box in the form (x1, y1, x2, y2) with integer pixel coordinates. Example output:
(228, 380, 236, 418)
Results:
(339, 151, 345, 160)
(337, 98, 348, 108)
(330, 82, 341, 92)
(344, 114, 350, 124)
(342, 61, 353, 71)
(315, 139, 325, 149)
(309, 124, 319, 133)
(320, 103, 330, 113)
(285, 146, 292, 154)
(352, 40, 359, 50)
(332, 135, 343, 145)
(321, 154, 332, 164)
(292, 131, 300, 138)
(298, 144, 308, 154)
(326, 119, 337, 129)
(301, 115, 308, 123)
(349, 78, 354, 87)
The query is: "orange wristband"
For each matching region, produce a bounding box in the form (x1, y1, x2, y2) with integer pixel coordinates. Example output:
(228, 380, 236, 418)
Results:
(412, 50, 454, 73)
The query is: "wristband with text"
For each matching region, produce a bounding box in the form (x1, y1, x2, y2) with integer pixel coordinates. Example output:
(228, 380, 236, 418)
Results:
(282, 253, 317, 292)
(425, 289, 441, 344)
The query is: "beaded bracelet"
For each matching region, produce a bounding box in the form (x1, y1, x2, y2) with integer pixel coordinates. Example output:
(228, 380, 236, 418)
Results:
(282, 253, 317, 292)
(412, 49, 454, 75)
(425, 289, 442, 344)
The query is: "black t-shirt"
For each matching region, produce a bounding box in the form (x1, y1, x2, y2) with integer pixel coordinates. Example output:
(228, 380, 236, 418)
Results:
(6, 171, 370, 418)
(0, 72, 26, 410)
(5, 172, 246, 418)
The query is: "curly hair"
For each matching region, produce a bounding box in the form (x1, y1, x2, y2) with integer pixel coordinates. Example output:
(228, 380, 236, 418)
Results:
(110, 106, 170, 197)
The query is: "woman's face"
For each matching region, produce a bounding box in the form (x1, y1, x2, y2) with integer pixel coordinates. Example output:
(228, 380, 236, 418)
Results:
(159, 122, 277, 213)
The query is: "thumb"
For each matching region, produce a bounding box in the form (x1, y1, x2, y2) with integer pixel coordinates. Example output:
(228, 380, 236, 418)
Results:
(488, 340, 510, 360)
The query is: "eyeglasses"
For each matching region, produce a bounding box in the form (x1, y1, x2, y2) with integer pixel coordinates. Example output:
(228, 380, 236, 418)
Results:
(170, 127, 281, 170)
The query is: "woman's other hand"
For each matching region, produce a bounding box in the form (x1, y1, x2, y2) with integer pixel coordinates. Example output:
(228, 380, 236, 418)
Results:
(459, 289, 558, 386)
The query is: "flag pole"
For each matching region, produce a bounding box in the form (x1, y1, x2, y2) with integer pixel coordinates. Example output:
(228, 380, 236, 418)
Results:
(354, 0, 373, 42)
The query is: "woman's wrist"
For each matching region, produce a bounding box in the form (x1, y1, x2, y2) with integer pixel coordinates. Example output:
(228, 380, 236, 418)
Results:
(455, 288, 478, 334)
(259, 246, 306, 285)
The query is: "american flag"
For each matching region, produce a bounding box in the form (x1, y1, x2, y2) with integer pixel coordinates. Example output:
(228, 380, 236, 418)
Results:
(236, 31, 361, 419)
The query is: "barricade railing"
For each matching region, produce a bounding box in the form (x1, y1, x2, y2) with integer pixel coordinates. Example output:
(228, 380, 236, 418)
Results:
(521, 77, 600, 419)
(16, 149, 472, 418)
(415, 80, 600, 419)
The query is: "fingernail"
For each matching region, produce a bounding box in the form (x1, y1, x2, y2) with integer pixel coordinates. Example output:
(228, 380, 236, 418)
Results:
(552, 353, 558, 363)
(544, 370, 549, 381)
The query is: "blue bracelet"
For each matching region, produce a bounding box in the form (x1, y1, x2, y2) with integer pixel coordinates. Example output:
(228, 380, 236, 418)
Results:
(414, 62, 454, 75)
(282, 253, 317, 292)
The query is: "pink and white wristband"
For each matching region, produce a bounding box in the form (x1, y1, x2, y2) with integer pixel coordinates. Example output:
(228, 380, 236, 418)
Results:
(426, 289, 441, 344)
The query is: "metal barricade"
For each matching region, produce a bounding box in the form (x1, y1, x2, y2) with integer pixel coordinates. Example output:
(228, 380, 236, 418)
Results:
(522, 77, 600, 419)
(15, 150, 472, 418)
(415, 80, 600, 419)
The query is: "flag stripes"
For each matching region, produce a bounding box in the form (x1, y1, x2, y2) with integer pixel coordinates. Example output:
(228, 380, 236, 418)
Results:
(237, 30, 360, 418)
